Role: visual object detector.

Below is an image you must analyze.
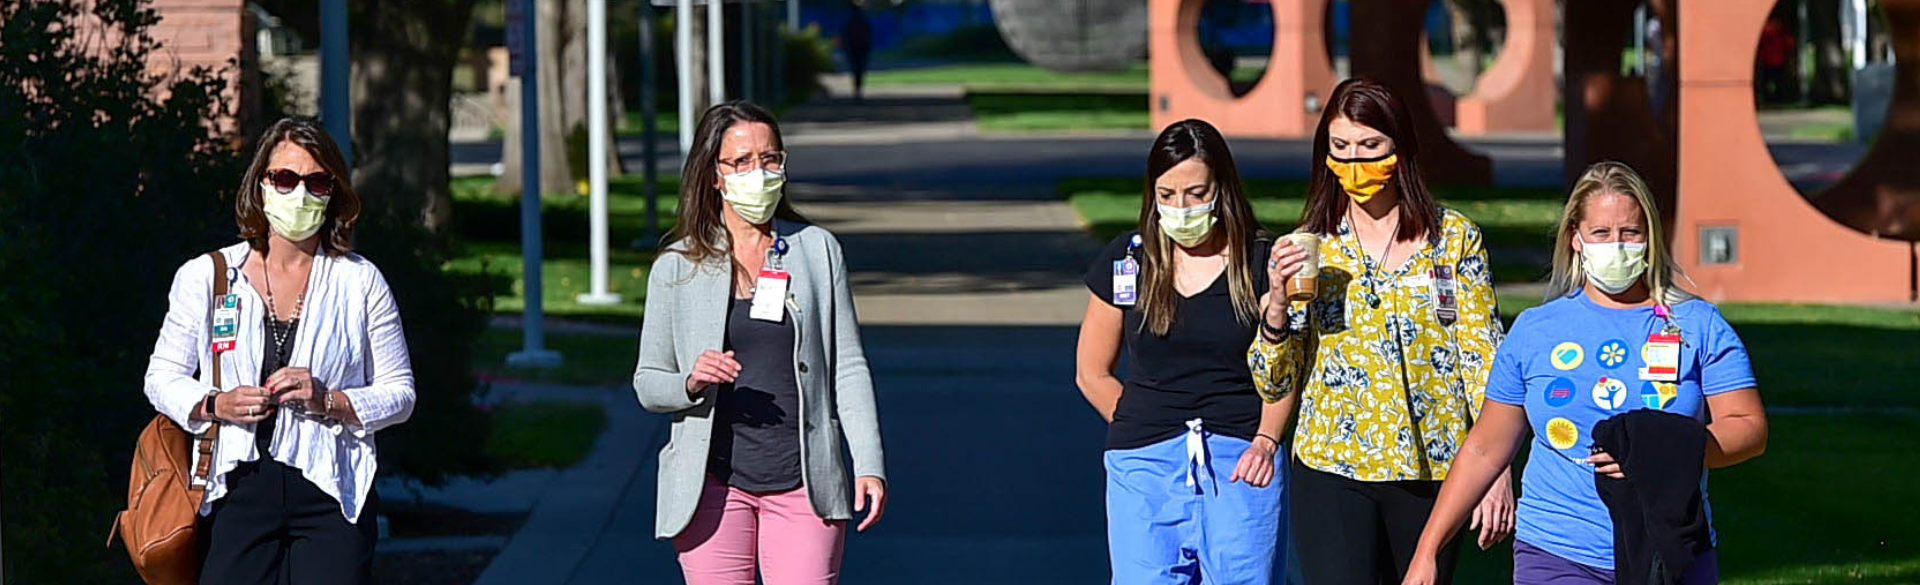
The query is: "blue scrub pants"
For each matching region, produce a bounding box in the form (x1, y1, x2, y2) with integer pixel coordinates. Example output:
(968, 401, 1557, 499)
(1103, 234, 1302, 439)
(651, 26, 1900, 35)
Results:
(1105, 420, 1287, 585)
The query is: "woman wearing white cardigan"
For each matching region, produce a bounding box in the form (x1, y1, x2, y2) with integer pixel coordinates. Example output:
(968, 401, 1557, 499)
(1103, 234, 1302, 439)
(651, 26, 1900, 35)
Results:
(144, 117, 414, 584)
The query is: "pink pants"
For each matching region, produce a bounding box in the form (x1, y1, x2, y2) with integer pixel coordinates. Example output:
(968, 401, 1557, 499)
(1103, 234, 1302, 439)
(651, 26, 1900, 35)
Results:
(673, 475, 847, 585)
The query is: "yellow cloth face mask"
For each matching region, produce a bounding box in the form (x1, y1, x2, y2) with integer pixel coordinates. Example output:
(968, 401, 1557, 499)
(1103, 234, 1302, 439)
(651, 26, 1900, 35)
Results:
(1325, 153, 1398, 204)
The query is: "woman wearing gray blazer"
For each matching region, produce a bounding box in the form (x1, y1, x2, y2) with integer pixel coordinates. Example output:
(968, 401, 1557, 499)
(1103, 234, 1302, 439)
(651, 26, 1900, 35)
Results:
(633, 102, 886, 585)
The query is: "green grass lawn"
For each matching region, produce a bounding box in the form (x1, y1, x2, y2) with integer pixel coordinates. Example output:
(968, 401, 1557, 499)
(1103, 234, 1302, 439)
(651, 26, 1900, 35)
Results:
(447, 174, 681, 321)
(967, 90, 1149, 132)
(1448, 412, 1920, 584)
(474, 327, 641, 387)
(617, 110, 681, 138)
(482, 400, 607, 469)
(869, 62, 1153, 90)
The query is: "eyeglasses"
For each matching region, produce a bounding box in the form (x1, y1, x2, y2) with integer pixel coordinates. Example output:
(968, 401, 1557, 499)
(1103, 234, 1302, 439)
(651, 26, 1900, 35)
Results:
(264, 168, 336, 196)
(718, 151, 787, 173)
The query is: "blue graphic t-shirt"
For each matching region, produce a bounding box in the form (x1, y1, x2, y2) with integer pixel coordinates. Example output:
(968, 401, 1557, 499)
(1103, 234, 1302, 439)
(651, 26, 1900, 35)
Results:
(1486, 293, 1756, 569)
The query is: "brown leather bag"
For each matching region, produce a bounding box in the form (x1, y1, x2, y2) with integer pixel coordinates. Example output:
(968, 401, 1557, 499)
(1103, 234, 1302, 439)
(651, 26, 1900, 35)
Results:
(110, 250, 227, 585)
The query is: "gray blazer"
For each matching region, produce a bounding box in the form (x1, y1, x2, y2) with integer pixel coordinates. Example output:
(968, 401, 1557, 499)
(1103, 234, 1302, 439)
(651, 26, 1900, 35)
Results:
(633, 219, 886, 539)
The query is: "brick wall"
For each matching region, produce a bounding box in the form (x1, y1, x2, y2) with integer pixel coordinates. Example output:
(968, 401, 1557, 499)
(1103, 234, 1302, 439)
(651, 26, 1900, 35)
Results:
(144, 0, 254, 133)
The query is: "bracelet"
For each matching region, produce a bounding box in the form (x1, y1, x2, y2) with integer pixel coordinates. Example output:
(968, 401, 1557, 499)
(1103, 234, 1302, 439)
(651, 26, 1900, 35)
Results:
(324, 389, 336, 419)
(1259, 321, 1288, 342)
(203, 391, 220, 420)
(1255, 433, 1281, 448)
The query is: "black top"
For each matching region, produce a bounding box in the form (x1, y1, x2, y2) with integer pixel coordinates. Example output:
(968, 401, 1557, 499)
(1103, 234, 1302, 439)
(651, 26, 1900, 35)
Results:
(1083, 232, 1271, 450)
(707, 297, 804, 492)
(256, 316, 298, 453)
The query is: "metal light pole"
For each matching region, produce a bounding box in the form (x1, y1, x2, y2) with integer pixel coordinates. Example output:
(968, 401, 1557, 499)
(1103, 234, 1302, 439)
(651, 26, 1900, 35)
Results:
(677, 0, 694, 152)
(709, 0, 726, 103)
(578, 0, 620, 305)
(320, 0, 350, 165)
(636, 1, 663, 249)
(743, 0, 756, 102)
(509, 0, 561, 368)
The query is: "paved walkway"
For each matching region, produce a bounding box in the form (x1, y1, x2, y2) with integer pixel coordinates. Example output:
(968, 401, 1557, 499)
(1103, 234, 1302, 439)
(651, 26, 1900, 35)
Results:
(470, 86, 1112, 584)
(452, 83, 1883, 583)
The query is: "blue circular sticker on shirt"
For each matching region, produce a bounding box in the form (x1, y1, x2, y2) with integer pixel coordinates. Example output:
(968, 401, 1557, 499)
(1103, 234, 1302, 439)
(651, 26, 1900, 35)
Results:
(1596, 339, 1631, 369)
(1544, 377, 1577, 408)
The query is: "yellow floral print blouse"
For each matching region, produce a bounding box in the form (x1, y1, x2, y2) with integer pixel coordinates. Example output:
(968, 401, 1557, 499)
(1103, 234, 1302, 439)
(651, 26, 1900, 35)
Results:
(1249, 208, 1503, 482)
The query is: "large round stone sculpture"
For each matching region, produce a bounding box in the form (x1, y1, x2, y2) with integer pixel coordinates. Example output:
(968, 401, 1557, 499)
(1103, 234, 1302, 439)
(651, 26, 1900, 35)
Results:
(989, 0, 1149, 72)
(1672, 0, 1914, 303)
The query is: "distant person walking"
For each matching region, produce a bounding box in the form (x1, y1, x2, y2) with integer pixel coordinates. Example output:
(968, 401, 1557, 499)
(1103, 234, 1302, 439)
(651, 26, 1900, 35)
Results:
(842, 1, 873, 101)
(1401, 162, 1768, 585)
(1075, 118, 1292, 585)
(634, 101, 887, 585)
(1758, 17, 1796, 104)
(144, 117, 415, 584)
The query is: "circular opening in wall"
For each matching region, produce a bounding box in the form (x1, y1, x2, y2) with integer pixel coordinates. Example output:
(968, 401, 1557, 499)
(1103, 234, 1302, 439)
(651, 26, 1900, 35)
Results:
(1757, 0, 1918, 241)
(1423, 0, 1510, 97)
(1198, 0, 1275, 98)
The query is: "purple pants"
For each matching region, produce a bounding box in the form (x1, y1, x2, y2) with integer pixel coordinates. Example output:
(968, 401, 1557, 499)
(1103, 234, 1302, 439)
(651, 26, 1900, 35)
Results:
(1512, 540, 1718, 585)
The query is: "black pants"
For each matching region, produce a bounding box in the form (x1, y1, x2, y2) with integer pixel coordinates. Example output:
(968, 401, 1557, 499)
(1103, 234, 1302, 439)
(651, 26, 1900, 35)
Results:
(198, 458, 378, 585)
(1290, 460, 1461, 585)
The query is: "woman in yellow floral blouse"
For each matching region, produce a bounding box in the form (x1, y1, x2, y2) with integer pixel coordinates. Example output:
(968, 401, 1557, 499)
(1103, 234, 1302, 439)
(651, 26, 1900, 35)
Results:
(1249, 78, 1512, 585)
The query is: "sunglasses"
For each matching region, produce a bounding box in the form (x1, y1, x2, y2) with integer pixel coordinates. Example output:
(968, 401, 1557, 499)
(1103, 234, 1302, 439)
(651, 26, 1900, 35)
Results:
(264, 168, 336, 196)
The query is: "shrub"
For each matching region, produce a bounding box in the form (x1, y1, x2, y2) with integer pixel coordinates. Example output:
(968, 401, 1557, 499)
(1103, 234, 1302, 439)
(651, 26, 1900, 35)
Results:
(0, 0, 239, 580)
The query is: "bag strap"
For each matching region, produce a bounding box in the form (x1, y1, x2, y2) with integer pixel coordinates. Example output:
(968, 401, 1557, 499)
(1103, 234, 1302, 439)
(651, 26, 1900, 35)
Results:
(192, 250, 227, 487)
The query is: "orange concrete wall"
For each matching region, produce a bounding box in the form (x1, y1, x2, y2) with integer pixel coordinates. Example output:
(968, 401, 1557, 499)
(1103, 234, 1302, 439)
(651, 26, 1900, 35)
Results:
(1456, 0, 1556, 134)
(1674, 0, 1911, 303)
(1149, 0, 1334, 137)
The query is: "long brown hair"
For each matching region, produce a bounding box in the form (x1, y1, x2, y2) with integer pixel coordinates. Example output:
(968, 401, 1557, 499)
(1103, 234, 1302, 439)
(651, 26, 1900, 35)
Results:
(668, 101, 807, 266)
(1546, 161, 1694, 306)
(1297, 78, 1442, 243)
(235, 117, 360, 255)
(1137, 119, 1269, 336)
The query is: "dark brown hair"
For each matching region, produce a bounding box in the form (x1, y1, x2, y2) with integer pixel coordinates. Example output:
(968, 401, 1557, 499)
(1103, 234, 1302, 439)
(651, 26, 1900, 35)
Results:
(235, 117, 359, 255)
(1298, 78, 1441, 243)
(1136, 119, 1270, 336)
(668, 101, 807, 266)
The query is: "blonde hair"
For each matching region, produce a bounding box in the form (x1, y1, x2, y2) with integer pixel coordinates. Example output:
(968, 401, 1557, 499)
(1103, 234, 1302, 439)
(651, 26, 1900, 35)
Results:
(1545, 161, 1694, 307)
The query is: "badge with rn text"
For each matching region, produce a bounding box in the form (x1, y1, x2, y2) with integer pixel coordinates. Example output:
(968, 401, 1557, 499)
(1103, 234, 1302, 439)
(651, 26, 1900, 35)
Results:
(211, 293, 240, 353)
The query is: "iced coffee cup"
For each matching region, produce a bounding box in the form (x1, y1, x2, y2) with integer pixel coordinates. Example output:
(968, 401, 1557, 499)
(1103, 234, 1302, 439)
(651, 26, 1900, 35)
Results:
(1283, 233, 1320, 301)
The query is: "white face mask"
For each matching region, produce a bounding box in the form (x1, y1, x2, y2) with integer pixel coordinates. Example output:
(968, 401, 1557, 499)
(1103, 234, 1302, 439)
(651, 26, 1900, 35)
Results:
(262, 182, 331, 241)
(1580, 239, 1648, 294)
(1156, 199, 1218, 248)
(721, 168, 787, 225)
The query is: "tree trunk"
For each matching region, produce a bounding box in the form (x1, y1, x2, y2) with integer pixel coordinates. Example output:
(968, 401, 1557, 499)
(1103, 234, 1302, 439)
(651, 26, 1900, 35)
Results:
(348, 0, 478, 239)
(688, 6, 710, 115)
(1808, 0, 1850, 104)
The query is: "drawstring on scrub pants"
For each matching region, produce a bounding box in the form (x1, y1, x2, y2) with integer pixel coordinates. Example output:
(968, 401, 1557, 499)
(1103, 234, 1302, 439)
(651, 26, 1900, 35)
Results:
(1185, 419, 1217, 494)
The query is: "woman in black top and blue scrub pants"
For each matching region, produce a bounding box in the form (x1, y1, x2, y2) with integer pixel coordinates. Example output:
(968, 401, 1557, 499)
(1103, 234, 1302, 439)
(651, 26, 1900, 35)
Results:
(1076, 119, 1300, 585)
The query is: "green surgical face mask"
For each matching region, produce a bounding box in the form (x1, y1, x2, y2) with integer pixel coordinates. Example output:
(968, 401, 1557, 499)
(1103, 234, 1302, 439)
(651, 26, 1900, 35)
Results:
(1156, 199, 1218, 248)
(721, 168, 787, 225)
(262, 182, 331, 241)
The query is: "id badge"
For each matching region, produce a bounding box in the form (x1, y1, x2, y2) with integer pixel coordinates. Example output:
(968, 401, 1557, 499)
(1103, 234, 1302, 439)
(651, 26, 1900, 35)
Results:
(1639, 332, 1682, 381)
(1112, 258, 1139, 306)
(211, 294, 240, 353)
(1431, 266, 1459, 325)
(750, 269, 791, 322)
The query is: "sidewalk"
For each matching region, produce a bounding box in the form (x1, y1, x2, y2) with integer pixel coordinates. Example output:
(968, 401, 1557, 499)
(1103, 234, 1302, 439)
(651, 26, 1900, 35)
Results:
(469, 83, 1113, 584)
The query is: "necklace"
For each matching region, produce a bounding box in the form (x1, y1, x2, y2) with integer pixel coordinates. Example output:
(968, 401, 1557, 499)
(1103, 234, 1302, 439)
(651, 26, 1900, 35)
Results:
(261, 256, 308, 353)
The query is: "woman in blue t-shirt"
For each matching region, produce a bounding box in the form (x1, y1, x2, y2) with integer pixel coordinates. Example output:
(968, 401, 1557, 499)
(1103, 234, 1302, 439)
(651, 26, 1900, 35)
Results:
(1075, 119, 1295, 584)
(1401, 162, 1770, 584)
